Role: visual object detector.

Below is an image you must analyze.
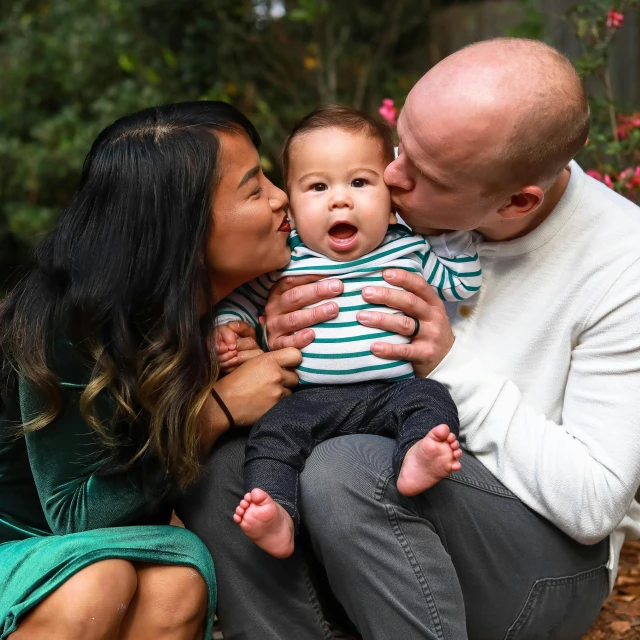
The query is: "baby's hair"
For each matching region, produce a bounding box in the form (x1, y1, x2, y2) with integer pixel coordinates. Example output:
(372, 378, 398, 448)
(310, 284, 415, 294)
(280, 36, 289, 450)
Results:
(282, 104, 395, 185)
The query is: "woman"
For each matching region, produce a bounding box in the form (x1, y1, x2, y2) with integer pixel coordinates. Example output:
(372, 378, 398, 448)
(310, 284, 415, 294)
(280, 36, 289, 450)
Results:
(0, 101, 300, 639)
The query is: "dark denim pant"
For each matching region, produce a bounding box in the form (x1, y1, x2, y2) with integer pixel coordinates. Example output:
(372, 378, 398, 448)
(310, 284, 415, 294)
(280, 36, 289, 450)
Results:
(245, 379, 459, 528)
(179, 434, 609, 640)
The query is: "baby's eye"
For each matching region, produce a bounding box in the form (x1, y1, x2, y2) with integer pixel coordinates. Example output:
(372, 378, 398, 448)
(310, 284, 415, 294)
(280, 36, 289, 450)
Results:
(351, 178, 367, 188)
(312, 183, 327, 192)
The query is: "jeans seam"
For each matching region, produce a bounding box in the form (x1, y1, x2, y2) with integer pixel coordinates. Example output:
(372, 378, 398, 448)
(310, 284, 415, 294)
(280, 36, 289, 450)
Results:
(376, 471, 445, 640)
(504, 564, 608, 640)
(445, 474, 518, 499)
(300, 561, 334, 640)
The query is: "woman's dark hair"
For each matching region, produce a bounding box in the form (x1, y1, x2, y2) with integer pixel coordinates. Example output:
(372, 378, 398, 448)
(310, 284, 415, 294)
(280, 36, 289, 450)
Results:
(282, 104, 395, 185)
(0, 101, 260, 488)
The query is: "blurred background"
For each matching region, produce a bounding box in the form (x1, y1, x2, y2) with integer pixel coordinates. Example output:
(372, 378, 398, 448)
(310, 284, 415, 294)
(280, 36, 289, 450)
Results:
(1, 0, 639, 286)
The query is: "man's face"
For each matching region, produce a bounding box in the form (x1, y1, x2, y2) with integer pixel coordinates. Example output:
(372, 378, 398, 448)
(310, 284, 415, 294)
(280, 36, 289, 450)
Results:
(383, 90, 504, 235)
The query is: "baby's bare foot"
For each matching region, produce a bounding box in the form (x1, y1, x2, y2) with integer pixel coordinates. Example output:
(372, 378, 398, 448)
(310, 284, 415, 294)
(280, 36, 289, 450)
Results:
(233, 488, 295, 558)
(396, 424, 462, 496)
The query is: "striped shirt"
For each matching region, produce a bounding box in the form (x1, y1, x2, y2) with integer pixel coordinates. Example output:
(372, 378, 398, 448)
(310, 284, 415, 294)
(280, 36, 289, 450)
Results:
(216, 224, 481, 385)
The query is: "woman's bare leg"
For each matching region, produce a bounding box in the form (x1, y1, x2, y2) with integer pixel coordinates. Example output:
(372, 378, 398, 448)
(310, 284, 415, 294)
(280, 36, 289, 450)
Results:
(8, 559, 138, 640)
(119, 564, 208, 640)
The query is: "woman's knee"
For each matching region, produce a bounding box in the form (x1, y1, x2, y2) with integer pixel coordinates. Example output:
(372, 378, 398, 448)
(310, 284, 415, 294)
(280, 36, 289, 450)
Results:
(135, 564, 208, 632)
(11, 559, 137, 640)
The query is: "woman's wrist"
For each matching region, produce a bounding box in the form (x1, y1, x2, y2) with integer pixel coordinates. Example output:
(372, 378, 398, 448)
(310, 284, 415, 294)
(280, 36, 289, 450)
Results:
(198, 388, 233, 457)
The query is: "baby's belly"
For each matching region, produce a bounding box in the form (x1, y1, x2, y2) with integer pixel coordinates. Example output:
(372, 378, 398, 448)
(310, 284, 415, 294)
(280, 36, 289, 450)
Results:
(297, 306, 414, 385)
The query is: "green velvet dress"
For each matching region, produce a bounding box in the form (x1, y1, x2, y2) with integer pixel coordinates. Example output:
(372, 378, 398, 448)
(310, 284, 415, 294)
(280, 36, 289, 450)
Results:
(0, 341, 216, 639)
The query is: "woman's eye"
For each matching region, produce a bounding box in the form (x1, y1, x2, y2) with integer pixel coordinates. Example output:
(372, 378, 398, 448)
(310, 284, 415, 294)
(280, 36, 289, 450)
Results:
(312, 183, 327, 192)
(252, 187, 263, 198)
(351, 179, 367, 188)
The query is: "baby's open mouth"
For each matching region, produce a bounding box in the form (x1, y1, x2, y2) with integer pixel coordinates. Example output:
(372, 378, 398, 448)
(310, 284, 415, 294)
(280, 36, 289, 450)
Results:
(328, 222, 359, 251)
(329, 222, 358, 240)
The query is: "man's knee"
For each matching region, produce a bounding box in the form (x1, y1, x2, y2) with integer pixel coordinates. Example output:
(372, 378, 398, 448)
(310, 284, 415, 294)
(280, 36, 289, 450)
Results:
(136, 564, 208, 632)
(301, 435, 395, 532)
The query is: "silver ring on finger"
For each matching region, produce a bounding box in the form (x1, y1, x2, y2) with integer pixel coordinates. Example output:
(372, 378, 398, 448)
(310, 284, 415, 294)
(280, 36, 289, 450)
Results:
(410, 317, 421, 338)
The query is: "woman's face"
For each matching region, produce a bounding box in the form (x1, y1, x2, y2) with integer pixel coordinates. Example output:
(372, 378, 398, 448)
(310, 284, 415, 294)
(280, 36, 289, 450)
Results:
(208, 131, 291, 303)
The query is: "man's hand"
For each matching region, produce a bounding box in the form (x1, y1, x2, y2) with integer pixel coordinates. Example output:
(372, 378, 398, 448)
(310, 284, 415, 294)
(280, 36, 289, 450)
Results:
(264, 275, 343, 350)
(358, 269, 455, 377)
(213, 321, 264, 374)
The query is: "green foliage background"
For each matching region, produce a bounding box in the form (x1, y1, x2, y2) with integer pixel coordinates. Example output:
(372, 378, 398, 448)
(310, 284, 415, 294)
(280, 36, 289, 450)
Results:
(2, 0, 638, 286)
(0, 0, 436, 282)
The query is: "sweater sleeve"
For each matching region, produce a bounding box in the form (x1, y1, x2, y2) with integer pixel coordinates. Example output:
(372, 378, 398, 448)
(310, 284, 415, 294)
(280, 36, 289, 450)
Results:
(422, 231, 482, 301)
(215, 275, 272, 329)
(429, 257, 640, 544)
(21, 378, 169, 535)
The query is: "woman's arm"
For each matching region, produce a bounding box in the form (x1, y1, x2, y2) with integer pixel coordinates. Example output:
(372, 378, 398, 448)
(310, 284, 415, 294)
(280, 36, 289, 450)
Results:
(23, 347, 302, 536)
(22, 378, 169, 535)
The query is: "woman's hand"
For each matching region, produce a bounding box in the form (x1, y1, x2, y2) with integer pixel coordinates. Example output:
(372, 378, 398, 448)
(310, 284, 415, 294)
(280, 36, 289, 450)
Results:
(264, 275, 342, 350)
(214, 321, 264, 374)
(357, 269, 455, 378)
(213, 348, 302, 427)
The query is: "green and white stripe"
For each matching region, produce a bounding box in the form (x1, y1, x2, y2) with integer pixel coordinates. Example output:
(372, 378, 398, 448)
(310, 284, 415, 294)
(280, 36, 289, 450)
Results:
(216, 224, 481, 385)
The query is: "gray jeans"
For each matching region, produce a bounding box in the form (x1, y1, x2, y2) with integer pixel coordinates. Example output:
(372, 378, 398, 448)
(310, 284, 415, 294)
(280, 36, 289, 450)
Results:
(178, 433, 609, 640)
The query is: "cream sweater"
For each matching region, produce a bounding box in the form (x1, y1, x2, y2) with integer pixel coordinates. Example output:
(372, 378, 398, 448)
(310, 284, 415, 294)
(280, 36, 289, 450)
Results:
(429, 161, 640, 589)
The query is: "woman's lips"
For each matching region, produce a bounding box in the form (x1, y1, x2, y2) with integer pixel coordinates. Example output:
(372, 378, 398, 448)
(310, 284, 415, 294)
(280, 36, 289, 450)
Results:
(328, 222, 358, 251)
(278, 216, 291, 232)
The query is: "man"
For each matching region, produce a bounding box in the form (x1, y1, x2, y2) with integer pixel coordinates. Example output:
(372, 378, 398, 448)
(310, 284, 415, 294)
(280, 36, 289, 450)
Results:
(181, 38, 640, 639)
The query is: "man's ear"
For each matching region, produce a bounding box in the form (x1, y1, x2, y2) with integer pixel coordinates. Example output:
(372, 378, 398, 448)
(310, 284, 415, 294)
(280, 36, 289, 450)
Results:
(497, 186, 544, 220)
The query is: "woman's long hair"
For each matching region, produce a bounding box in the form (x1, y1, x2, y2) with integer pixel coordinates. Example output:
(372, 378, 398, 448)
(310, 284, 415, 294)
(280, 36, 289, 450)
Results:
(0, 101, 261, 488)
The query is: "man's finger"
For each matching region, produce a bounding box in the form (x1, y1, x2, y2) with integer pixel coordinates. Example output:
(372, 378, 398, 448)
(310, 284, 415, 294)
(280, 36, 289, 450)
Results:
(382, 269, 443, 306)
(266, 279, 343, 316)
(356, 310, 420, 336)
(269, 273, 327, 296)
(271, 329, 316, 352)
(267, 303, 339, 346)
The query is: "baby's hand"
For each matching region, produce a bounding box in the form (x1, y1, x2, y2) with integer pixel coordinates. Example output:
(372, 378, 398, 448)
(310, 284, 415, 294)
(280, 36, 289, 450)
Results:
(214, 321, 264, 374)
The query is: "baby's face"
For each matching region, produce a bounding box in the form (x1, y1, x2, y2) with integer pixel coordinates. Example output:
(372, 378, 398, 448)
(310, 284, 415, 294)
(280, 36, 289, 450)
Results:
(287, 128, 395, 262)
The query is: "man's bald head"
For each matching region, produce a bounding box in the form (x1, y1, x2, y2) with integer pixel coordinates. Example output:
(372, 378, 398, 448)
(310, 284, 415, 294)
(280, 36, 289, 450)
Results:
(405, 38, 589, 193)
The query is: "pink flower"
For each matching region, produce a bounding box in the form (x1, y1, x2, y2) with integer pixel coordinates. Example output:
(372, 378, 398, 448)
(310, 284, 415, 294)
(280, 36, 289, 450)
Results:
(616, 111, 640, 139)
(606, 9, 624, 29)
(378, 98, 398, 126)
(604, 174, 614, 188)
(586, 169, 603, 181)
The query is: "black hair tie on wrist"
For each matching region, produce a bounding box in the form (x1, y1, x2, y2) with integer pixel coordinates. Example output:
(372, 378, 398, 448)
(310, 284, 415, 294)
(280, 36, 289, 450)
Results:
(210, 388, 236, 429)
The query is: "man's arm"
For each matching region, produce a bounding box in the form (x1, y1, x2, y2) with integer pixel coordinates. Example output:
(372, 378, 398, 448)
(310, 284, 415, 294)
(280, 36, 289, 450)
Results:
(358, 264, 640, 543)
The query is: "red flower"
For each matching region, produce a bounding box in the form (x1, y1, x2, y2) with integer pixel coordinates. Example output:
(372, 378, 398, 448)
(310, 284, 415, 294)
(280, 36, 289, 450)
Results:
(604, 174, 614, 188)
(586, 169, 603, 181)
(616, 112, 640, 140)
(378, 98, 398, 127)
(606, 9, 624, 29)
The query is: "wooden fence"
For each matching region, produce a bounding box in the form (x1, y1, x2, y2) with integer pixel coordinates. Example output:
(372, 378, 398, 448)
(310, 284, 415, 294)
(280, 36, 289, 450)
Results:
(428, 0, 640, 107)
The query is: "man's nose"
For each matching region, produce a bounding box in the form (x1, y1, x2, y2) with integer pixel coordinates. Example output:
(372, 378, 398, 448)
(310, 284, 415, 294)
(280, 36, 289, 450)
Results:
(384, 158, 413, 191)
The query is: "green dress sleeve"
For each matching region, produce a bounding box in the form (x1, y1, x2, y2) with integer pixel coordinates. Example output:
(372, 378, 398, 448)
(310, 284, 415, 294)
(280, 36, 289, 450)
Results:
(20, 342, 172, 536)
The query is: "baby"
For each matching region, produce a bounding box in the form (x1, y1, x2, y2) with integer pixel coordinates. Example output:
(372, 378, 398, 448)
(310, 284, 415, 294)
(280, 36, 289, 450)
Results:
(215, 105, 481, 558)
